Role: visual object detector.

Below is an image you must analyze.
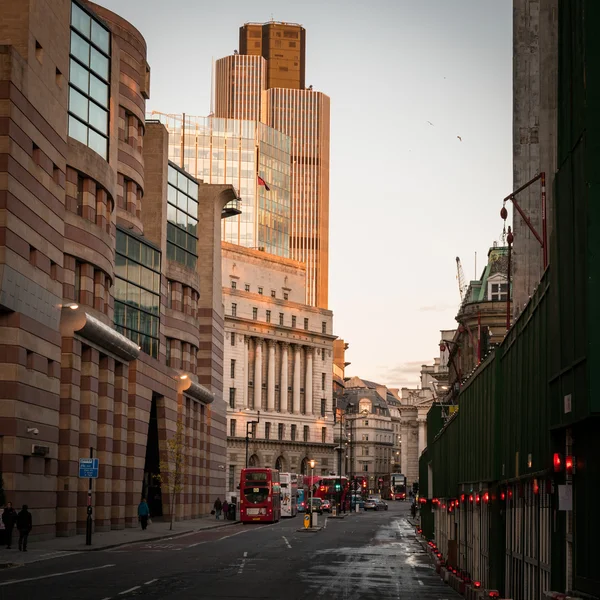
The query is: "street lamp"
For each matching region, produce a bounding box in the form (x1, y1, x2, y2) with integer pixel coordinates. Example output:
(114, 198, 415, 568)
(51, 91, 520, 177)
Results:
(309, 459, 315, 527)
(245, 410, 261, 468)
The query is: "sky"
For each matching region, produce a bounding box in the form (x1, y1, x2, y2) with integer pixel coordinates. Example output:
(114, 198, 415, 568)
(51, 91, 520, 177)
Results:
(97, 0, 513, 389)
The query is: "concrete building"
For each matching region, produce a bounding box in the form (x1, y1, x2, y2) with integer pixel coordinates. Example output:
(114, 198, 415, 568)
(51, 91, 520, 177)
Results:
(0, 0, 233, 539)
(221, 243, 336, 498)
(215, 22, 330, 309)
(150, 112, 291, 259)
(512, 0, 558, 317)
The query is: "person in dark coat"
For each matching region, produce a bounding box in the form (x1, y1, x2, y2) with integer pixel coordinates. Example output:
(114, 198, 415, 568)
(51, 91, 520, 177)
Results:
(16, 505, 32, 552)
(213, 498, 222, 520)
(2, 502, 17, 549)
(137, 498, 150, 530)
(222, 500, 229, 520)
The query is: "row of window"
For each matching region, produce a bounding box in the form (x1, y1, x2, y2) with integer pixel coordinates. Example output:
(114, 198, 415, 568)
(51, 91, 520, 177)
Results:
(229, 420, 327, 444)
(230, 303, 327, 333)
(231, 281, 289, 300)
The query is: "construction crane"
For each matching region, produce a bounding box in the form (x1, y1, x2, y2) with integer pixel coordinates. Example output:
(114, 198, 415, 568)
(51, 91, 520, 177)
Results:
(456, 257, 468, 301)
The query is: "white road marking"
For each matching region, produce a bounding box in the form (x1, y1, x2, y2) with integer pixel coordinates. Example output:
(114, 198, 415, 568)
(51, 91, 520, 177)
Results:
(0, 564, 115, 586)
(187, 541, 206, 548)
(119, 586, 141, 595)
(144, 579, 158, 585)
(282, 536, 292, 549)
(238, 553, 247, 575)
(323, 517, 328, 529)
(418, 579, 424, 586)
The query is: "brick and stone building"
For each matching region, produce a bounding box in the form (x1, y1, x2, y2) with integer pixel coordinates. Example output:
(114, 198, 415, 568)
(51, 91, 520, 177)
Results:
(221, 243, 336, 498)
(0, 0, 234, 539)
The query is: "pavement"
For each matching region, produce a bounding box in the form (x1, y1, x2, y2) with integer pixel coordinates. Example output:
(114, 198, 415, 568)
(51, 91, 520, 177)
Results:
(0, 515, 237, 567)
(0, 502, 460, 600)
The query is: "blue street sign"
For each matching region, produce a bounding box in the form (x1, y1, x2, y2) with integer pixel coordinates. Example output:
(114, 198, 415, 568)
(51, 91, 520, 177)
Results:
(79, 458, 99, 479)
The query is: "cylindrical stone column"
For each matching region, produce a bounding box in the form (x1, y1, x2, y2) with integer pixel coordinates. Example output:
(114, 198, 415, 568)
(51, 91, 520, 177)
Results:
(280, 343, 289, 412)
(305, 347, 313, 415)
(254, 338, 263, 410)
(243, 336, 249, 408)
(267, 341, 276, 411)
(293, 344, 301, 414)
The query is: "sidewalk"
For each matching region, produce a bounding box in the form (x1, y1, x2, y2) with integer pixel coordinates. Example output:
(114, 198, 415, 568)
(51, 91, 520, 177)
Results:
(0, 515, 237, 568)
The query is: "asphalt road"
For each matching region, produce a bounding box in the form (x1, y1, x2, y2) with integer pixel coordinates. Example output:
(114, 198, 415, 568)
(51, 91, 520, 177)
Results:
(0, 501, 459, 600)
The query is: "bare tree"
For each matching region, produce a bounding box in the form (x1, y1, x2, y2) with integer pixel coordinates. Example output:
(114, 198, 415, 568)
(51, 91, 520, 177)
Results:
(156, 419, 186, 530)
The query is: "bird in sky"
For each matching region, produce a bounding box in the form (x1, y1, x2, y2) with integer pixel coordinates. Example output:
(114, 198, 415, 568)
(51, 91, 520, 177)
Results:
(457, 135, 462, 141)
(426, 121, 435, 127)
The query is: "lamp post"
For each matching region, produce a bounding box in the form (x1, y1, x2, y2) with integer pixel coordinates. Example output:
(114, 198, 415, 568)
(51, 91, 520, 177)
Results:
(338, 409, 344, 513)
(309, 459, 315, 527)
(245, 410, 261, 468)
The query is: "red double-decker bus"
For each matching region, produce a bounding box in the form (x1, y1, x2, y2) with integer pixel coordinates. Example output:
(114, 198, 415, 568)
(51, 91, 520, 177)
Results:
(304, 475, 350, 510)
(239, 468, 281, 523)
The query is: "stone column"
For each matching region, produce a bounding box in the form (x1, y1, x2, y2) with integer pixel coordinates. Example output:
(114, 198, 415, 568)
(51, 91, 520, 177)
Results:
(243, 336, 249, 408)
(280, 343, 289, 412)
(305, 347, 313, 415)
(418, 418, 427, 456)
(267, 341, 276, 411)
(293, 344, 301, 414)
(254, 338, 263, 410)
(399, 419, 410, 476)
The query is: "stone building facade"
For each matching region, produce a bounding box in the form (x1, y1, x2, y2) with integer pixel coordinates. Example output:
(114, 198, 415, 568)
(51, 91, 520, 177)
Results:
(222, 243, 336, 498)
(0, 0, 233, 539)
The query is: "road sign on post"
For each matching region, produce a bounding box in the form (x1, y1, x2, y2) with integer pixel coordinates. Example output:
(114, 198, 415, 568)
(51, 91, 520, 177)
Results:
(78, 458, 99, 478)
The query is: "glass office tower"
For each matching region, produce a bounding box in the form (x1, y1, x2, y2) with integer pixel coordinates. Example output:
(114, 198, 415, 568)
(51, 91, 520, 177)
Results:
(151, 113, 291, 258)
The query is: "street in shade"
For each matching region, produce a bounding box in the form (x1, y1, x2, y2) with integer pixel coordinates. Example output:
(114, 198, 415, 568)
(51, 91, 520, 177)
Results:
(0, 502, 459, 600)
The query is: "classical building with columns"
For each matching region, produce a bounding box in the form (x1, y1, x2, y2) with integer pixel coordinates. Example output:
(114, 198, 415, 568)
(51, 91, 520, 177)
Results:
(0, 0, 233, 539)
(222, 243, 336, 498)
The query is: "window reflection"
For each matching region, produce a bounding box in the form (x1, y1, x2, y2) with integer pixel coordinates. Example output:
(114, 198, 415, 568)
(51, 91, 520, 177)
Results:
(166, 164, 199, 270)
(68, 1, 110, 160)
(114, 229, 161, 358)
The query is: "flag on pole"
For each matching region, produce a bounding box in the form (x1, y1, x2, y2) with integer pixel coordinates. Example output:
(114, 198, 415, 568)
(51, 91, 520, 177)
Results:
(257, 175, 271, 191)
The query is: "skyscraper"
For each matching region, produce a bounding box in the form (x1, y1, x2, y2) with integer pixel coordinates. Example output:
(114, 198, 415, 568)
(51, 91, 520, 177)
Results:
(215, 22, 330, 309)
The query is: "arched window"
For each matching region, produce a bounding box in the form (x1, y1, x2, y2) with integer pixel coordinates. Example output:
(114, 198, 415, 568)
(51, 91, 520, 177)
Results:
(275, 456, 285, 471)
(300, 457, 309, 475)
(248, 454, 259, 467)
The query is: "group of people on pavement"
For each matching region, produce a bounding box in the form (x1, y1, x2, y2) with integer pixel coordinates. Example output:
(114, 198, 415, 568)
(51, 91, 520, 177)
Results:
(2, 503, 33, 551)
(3, 497, 230, 546)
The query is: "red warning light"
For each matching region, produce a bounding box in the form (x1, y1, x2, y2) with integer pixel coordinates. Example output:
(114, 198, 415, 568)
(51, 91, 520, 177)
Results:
(473, 581, 481, 589)
(553, 453, 562, 472)
(469, 494, 474, 503)
(483, 492, 490, 503)
(565, 455, 574, 474)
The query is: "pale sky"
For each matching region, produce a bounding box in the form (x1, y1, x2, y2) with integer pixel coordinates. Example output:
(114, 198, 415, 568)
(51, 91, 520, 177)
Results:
(97, 0, 513, 389)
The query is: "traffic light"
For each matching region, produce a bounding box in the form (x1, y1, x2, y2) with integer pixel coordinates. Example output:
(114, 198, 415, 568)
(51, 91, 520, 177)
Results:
(334, 482, 341, 492)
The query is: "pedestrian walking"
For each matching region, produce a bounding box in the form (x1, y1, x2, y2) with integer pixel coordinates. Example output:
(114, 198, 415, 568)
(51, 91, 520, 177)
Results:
(16, 505, 32, 552)
(138, 497, 150, 530)
(213, 497, 222, 520)
(2, 502, 17, 549)
(222, 499, 229, 520)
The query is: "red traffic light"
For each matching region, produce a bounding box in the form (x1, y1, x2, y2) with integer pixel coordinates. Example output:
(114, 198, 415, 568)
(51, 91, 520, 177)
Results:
(488, 591, 500, 598)
(483, 492, 490, 503)
(473, 581, 481, 589)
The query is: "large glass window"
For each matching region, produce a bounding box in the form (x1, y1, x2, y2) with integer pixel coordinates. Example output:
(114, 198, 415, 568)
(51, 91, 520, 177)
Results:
(114, 229, 161, 358)
(167, 164, 198, 270)
(68, 2, 110, 159)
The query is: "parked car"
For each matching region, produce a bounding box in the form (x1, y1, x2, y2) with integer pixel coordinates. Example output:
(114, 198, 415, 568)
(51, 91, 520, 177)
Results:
(307, 498, 323, 514)
(321, 499, 332, 512)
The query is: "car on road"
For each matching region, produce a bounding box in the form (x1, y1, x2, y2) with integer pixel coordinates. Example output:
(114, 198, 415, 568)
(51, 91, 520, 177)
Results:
(375, 498, 389, 511)
(307, 498, 323, 514)
(364, 497, 378, 510)
(351, 495, 365, 510)
(321, 499, 332, 512)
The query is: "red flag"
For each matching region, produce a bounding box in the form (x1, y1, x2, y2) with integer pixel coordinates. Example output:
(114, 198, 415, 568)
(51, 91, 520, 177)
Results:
(257, 175, 271, 191)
